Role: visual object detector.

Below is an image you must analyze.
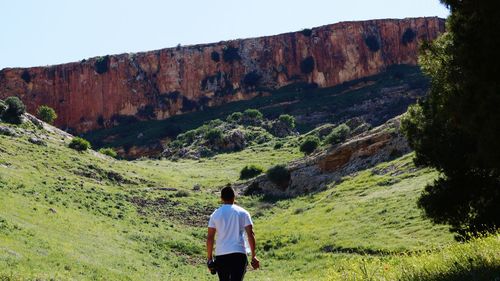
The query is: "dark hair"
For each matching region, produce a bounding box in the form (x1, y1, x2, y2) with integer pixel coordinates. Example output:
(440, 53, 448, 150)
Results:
(221, 186, 235, 201)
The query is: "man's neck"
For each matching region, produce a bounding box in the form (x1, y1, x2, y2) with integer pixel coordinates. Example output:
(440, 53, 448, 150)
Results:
(222, 201, 234, 205)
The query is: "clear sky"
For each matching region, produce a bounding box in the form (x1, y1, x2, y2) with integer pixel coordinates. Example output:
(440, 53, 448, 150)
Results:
(0, 0, 449, 69)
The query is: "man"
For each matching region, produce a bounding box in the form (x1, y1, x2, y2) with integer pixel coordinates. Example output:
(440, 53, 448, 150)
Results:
(207, 186, 260, 281)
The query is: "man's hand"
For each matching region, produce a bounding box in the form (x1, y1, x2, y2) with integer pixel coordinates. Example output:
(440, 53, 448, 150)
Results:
(251, 256, 260, 270)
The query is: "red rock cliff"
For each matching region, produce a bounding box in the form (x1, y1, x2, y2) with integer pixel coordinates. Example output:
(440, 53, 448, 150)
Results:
(0, 17, 445, 133)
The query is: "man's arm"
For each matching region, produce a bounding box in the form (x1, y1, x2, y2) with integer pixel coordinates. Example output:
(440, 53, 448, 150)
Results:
(207, 227, 216, 261)
(245, 225, 260, 269)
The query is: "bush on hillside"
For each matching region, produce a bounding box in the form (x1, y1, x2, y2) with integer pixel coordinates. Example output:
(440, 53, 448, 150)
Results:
(242, 109, 263, 125)
(21, 70, 31, 83)
(266, 164, 291, 189)
(37, 105, 57, 124)
(242, 71, 261, 88)
(222, 46, 241, 63)
(69, 137, 91, 151)
(325, 124, 350, 145)
(240, 165, 264, 180)
(98, 147, 118, 158)
(300, 136, 320, 155)
(95, 55, 110, 74)
(273, 141, 284, 150)
(226, 112, 243, 123)
(278, 114, 296, 129)
(2, 96, 26, 124)
(205, 128, 223, 144)
(300, 56, 315, 74)
(365, 35, 380, 52)
(402, 28, 416, 45)
(210, 51, 220, 62)
(301, 28, 312, 37)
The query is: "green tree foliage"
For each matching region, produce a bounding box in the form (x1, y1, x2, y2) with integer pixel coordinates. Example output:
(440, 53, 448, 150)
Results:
(300, 136, 320, 155)
(325, 124, 350, 145)
(240, 165, 264, 180)
(242, 109, 263, 125)
(205, 128, 223, 144)
(266, 164, 291, 189)
(226, 112, 243, 123)
(98, 148, 118, 158)
(37, 105, 57, 124)
(69, 137, 91, 151)
(401, 0, 500, 239)
(278, 114, 296, 129)
(2, 96, 26, 124)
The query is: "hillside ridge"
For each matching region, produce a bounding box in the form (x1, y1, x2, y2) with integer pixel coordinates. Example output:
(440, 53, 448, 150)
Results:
(0, 17, 445, 133)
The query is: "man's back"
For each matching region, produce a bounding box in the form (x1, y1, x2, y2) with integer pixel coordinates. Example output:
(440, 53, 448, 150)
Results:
(208, 204, 252, 256)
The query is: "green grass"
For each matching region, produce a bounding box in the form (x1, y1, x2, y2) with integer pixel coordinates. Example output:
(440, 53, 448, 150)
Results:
(1, 121, 499, 280)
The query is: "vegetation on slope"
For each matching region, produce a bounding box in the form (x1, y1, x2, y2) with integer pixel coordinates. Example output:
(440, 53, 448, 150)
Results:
(1, 116, 499, 280)
(83, 64, 428, 157)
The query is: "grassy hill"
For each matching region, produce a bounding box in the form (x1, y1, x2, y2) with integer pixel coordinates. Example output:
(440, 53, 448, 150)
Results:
(1, 119, 499, 280)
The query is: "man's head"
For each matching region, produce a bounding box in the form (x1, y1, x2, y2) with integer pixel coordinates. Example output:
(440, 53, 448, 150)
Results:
(221, 186, 235, 203)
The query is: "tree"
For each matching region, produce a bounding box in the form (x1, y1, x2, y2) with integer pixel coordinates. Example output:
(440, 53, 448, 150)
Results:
(37, 105, 57, 124)
(278, 114, 296, 129)
(300, 136, 320, 155)
(2, 96, 26, 124)
(69, 137, 91, 151)
(325, 124, 350, 145)
(240, 165, 264, 180)
(401, 0, 500, 239)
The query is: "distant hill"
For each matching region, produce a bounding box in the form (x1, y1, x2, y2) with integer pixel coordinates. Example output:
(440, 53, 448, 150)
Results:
(0, 17, 444, 134)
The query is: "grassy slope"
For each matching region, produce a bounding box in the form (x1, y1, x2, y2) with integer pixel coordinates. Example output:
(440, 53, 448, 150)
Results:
(1, 122, 499, 280)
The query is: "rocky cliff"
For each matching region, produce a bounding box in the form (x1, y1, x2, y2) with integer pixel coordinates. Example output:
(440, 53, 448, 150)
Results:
(0, 17, 445, 133)
(236, 116, 410, 197)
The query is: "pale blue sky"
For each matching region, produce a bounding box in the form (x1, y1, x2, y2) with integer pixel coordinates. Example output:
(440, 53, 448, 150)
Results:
(0, 0, 449, 69)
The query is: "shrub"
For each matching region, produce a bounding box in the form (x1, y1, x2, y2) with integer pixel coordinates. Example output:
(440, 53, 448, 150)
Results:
(266, 165, 291, 189)
(273, 142, 283, 150)
(205, 128, 223, 144)
(98, 147, 118, 158)
(94, 55, 109, 74)
(37, 105, 57, 124)
(243, 109, 263, 120)
(301, 28, 312, 37)
(2, 96, 26, 124)
(300, 136, 320, 155)
(226, 112, 243, 123)
(222, 46, 241, 63)
(325, 124, 350, 145)
(300, 56, 315, 74)
(210, 51, 220, 62)
(242, 71, 261, 87)
(365, 35, 380, 52)
(69, 137, 91, 151)
(402, 28, 416, 45)
(240, 165, 264, 180)
(174, 190, 190, 197)
(278, 114, 296, 128)
(21, 70, 31, 83)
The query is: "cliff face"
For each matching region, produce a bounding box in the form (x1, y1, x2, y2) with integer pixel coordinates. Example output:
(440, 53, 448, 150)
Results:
(0, 17, 445, 133)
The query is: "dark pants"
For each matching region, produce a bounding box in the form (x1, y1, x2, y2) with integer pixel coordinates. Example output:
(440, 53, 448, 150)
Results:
(215, 253, 248, 281)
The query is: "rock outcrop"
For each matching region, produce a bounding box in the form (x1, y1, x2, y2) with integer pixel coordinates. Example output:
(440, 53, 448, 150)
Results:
(236, 117, 410, 197)
(0, 17, 445, 133)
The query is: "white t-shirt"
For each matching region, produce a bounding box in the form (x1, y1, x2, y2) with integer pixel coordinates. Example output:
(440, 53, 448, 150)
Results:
(208, 204, 253, 256)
